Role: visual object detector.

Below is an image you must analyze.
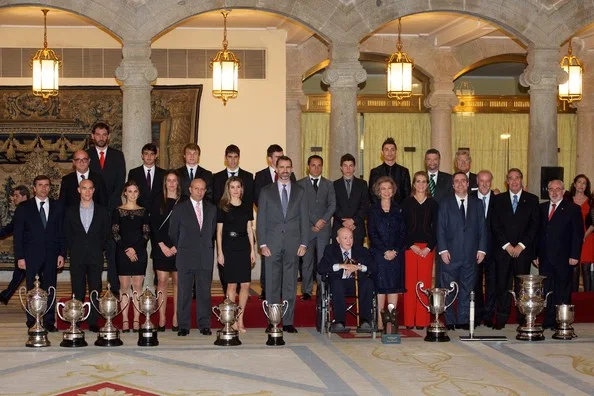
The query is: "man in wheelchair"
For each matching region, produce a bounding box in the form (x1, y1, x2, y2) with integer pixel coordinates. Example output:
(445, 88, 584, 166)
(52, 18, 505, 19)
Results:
(318, 227, 377, 333)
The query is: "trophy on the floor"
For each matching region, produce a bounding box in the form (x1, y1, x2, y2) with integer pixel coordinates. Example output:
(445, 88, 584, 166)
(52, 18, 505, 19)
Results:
(19, 275, 56, 348)
(416, 281, 458, 342)
(91, 283, 128, 347)
(380, 303, 401, 344)
(212, 297, 243, 346)
(553, 304, 577, 340)
(56, 294, 91, 347)
(263, 300, 288, 346)
(132, 288, 163, 346)
(509, 274, 552, 341)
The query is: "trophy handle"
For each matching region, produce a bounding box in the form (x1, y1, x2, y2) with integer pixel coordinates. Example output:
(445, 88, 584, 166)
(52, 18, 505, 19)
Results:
(131, 290, 142, 314)
(415, 282, 430, 312)
(56, 301, 67, 322)
(445, 282, 459, 310)
(90, 290, 101, 315)
(155, 290, 166, 312)
(43, 286, 57, 317)
(19, 286, 34, 317)
(115, 293, 130, 317)
(508, 290, 517, 306)
(281, 300, 289, 318)
(236, 306, 244, 318)
(212, 306, 221, 321)
(262, 300, 270, 320)
(543, 291, 553, 308)
(81, 302, 92, 322)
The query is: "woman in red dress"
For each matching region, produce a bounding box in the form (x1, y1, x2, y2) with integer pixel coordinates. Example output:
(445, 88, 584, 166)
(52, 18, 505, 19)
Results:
(567, 174, 594, 292)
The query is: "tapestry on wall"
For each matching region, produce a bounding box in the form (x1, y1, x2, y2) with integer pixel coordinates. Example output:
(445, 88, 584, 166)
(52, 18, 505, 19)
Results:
(0, 85, 203, 269)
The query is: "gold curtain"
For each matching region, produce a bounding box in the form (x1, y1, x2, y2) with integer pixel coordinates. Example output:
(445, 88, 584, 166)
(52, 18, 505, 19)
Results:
(301, 113, 330, 178)
(362, 113, 432, 183)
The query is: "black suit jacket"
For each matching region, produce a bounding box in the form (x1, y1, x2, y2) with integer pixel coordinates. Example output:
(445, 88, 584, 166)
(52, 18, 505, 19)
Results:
(59, 170, 108, 209)
(431, 171, 453, 202)
(212, 168, 254, 207)
(253, 167, 296, 207)
(468, 172, 478, 193)
(333, 177, 369, 245)
(87, 147, 126, 212)
(176, 165, 213, 203)
(368, 162, 411, 204)
(127, 166, 166, 210)
(64, 203, 111, 268)
(536, 200, 583, 268)
(318, 244, 377, 280)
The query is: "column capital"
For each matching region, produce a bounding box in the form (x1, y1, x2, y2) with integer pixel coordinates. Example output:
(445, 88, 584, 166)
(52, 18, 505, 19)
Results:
(519, 46, 565, 91)
(322, 41, 367, 88)
(115, 40, 158, 87)
(424, 80, 458, 111)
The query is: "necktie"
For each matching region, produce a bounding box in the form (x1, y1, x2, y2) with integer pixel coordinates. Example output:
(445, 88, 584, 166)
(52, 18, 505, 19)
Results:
(195, 202, 202, 228)
(274, 171, 279, 182)
(512, 194, 518, 214)
(146, 169, 151, 191)
(312, 178, 318, 193)
(281, 184, 289, 218)
(345, 178, 352, 198)
(99, 151, 105, 169)
(40, 201, 47, 229)
(189, 167, 194, 180)
(343, 250, 350, 262)
(460, 199, 466, 223)
(80, 174, 85, 183)
(230, 172, 236, 177)
(429, 174, 436, 197)
(482, 196, 487, 218)
(548, 202, 557, 221)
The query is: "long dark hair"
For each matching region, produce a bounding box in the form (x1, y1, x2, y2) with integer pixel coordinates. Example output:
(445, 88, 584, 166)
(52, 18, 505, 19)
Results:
(566, 174, 593, 205)
(160, 169, 181, 214)
(219, 176, 243, 213)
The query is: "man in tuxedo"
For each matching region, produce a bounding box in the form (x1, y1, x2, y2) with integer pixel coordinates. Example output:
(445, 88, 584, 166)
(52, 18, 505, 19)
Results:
(425, 148, 452, 202)
(454, 150, 478, 193)
(332, 153, 369, 247)
(534, 180, 583, 329)
(471, 170, 497, 327)
(437, 172, 488, 330)
(368, 137, 411, 204)
(318, 227, 376, 332)
(13, 175, 66, 331)
(297, 155, 336, 301)
(64, 179, 111, 332)
(256, 156, 308, 333)
(0, 185, 30, 305)
(490, 168, 540, 329)
(177, 143, 213, 203)
(254, 144, 296, 300)
(59, 150, 107, 209)
(127, 143, 165, 210)
(87, 122, 126, 293)
(169, 178, 217, 336)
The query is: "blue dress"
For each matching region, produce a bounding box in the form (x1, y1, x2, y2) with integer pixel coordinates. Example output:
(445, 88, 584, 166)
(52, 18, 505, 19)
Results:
(368, 201, 406, 294)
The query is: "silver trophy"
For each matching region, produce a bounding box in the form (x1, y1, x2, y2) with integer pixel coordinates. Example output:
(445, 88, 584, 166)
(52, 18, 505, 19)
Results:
(416, 281, 459, 342)
(19, 275, 56, 347)
(56, 294, 91, 347)
(132, 288, 164, 347)
(509, 274, 552, 341)
(212, 297, 243, 346)
(553, 304, 577, 340)
(90, 284, 129, 347)
(263, 300, 288, 346)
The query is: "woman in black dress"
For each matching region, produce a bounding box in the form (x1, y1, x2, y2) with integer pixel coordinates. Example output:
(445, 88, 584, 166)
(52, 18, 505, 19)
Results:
(112, 180, 150, 332)
(150, 170, 181, 331)
(368, 176, 406, 331)
(216, 176, 255, 332)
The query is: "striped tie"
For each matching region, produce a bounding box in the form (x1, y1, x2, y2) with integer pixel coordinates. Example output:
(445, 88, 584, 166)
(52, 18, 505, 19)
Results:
(429, 174, 436, 197)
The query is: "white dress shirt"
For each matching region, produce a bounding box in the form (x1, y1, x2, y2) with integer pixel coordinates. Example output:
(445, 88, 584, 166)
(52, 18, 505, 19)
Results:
(35, 196, 49, 218)
(76, 170, 90, 184)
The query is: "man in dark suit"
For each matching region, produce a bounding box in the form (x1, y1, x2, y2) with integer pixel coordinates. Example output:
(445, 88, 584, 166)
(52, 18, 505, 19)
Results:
(333, 153, 369, 247)
(454, 149, 478, 193)
(254, 144, 296, 300)
(368, 137, 411, 204)
(169, 178, 217, 336)
(256, 156, 308, 333)
(87, 122, 126, 294)
(0, 185, 30, 305)
(64, 179, 111, 332)
(437, 172, 488, 330)
(425, 148, 452, 202)
(13, 175, 66, 331)
(297, 155, 336, 301)
(176, 143, 213, 203)
(535, 179, 583, 329)
(59, 150, 107, 209)
(318, 227, 377, 332)
(127, 143, 165, 210)
(490, 168, 540, 329)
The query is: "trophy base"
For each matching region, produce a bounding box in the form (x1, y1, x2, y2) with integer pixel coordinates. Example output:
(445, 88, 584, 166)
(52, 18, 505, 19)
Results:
(214, 331, 242, 346)
(138, 328, 159, 347)
(266, 333, 285, 346)
(552, 327, 577, 340)
(95, 330, 123, 347)
(516, 325, 545, 341)
(425, 325, 450, 342)
(26, 330, 51, 348)
(60, 333, 88, 347)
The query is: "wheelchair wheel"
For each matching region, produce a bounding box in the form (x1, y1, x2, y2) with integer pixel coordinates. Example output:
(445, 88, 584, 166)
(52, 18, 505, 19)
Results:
(316, 293, 323, 332)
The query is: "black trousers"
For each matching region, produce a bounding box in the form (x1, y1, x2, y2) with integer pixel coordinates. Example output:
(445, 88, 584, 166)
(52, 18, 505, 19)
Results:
(495, 252, 531, 326)
(541, 261, 573, 327)
(474, 256, 497, 323)
(25, 258, 57, 327)
(330, 275, 374, 324)
(0, 262, 25, 302)
(70, 257, 103, 327)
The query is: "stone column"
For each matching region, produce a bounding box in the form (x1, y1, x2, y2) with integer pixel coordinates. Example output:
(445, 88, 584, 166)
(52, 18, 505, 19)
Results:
(322, 41, 367, 180)
(424, 80, 458, 173)
(286, 46, 306, 178)
(574, 51, 594, 177)
(115, 40, 158, 170)
(519, 45, 565, 195)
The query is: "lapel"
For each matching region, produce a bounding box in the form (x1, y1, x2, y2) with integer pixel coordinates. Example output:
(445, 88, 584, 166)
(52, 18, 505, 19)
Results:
(46, 199, 57, 227)
(86, 204, 101, 234)
(272, 181, 284, 213)
(286, 182, 300, 215)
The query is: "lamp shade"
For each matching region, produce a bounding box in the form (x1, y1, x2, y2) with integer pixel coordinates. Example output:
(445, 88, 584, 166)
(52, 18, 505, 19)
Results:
(387, 59, 412, 99)
(558, 39, 583, 103)
(212, 51, 239, 105)
(32, 49, 60, 98)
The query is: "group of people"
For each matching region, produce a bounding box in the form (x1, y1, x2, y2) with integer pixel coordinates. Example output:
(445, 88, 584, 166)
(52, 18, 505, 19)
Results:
(1, 128, 591, 336)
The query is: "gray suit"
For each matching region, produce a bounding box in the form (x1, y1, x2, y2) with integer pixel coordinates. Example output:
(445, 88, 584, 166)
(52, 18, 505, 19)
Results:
(169, 199, 217, 330)
(297, 176, 336, 295)
(256, 181, 309, 325)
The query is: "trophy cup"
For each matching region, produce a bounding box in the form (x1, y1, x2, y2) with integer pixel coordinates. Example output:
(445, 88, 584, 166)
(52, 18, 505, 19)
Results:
(263, 300, 288, 346)
(212, 297, 243, 346)
(552, 304, 577, 340)
(56, 294, 91, 347)
(90, 284, 128, 347)
(509, 274, 552, 341)
(380, 303, 400, 344)
(132, 288, 164, 347)
(416, 281, 459, 342)
(19, 275, 56, 348)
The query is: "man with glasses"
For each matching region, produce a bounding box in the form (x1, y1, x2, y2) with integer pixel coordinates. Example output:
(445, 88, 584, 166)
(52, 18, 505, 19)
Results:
(59, 150, 107, 208)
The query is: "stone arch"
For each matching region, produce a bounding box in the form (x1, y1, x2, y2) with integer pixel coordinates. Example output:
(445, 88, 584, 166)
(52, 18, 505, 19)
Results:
(454, 54, 527, 80)
(546, 1, 594, 46)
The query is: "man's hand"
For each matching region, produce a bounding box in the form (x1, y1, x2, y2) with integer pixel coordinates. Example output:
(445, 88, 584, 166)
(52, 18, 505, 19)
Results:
(17, 259, 26, 270)
(512, 245, 524, 258)
(342, 218, 355, 228)
(342, 263, 360, 277)
(505, 245, 516, 257)
(532, 258, 539, 268)
(314, 219, 326, 230)
(57, 255, 65, 269)
(476, 252, 485, 264)
(261, 246, 272, 257)
(297, 245, 307, 257)
(384, 250, 397, 261)
(569, 258, 579, 266)
(440, 251, 451, 264)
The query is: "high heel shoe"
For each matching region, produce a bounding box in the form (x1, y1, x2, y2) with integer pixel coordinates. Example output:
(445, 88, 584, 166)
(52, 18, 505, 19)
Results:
(133, 321, 140, 333)
(158, 325, 166, 332)
(172, 325, 179, 332)
(122, 320, 130, 333)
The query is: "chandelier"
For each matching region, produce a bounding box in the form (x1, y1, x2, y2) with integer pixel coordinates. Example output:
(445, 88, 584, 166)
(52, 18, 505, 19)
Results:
(559, 38, 583, 103)
(386, 18, 414, 100)
(31, 9, 61, 99)
(210, 10, 240, 106)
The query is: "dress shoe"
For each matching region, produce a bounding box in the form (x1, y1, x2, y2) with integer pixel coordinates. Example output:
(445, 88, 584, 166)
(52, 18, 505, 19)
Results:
(177, 329, 189, 336)
(483, 320, 494, 328)
(172, 326, 179, 332)
(492, 323, 505, 330)
(157, 326, 166, 332)
(330, 322, 348, 333)
(265, 324, 273, 333)
(46, 325, 58, 333)
(301, 293, 311, 301)
(446, 324, 455, 331)
(542, 323, 555, 331)
(415, 326, 425, 330)
(282, 325, 298, 333)
(200, 328, 212, 336)
(456, 324, 470, 331)
(357, 321, 372, 333)
(0, 294, 8, 305)
(406, 326, 414, 330)
(89, 325, 100, 333)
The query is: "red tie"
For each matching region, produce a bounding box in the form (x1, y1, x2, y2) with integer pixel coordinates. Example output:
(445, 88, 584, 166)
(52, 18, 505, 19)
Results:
(99, 151, 105, 169)
(548, 203, 557, 221)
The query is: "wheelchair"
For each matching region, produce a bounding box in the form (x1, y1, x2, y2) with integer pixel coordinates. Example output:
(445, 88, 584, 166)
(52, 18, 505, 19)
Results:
(316, 273, 377, 338)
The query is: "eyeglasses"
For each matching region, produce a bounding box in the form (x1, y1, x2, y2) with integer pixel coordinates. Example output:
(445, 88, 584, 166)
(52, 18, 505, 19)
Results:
(73, 158, 90, 163)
